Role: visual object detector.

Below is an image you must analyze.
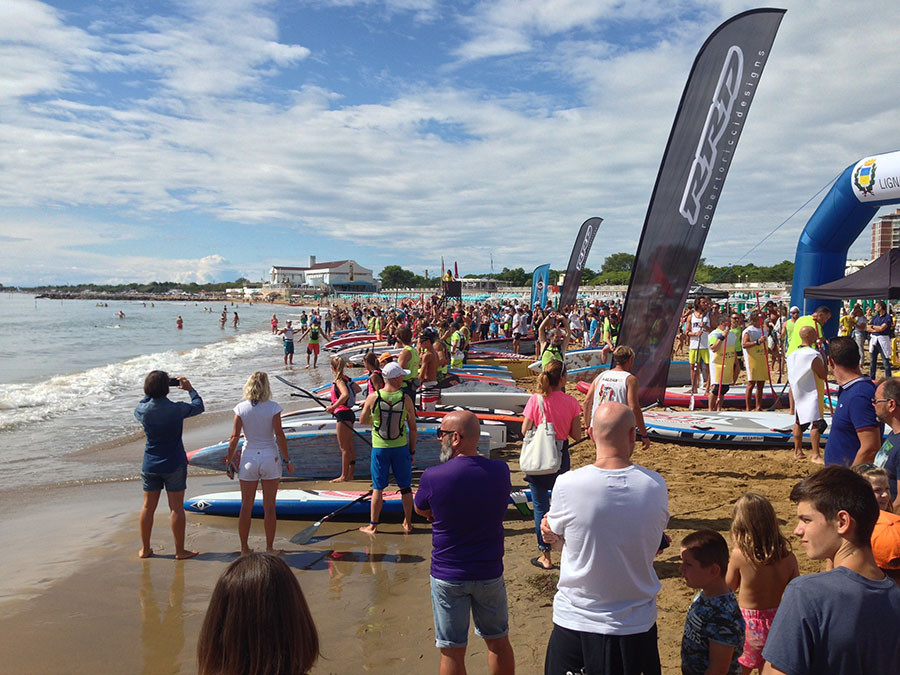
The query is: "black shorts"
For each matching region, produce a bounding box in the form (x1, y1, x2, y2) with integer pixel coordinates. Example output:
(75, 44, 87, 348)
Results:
(710, 383, 730, 396)
(795, 418, 827, 433)
(544, 622, 661, 675)
(334, 409, 356, 423)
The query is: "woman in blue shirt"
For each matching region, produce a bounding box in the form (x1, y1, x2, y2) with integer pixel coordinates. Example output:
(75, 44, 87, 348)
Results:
(134, 370, 204, 559)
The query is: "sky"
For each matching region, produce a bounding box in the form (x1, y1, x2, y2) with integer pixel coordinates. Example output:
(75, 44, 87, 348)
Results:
(1, 0, 899, 285)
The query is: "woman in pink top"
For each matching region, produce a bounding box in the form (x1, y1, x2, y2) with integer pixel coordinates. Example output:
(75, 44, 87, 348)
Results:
(521, 359, 583, 570)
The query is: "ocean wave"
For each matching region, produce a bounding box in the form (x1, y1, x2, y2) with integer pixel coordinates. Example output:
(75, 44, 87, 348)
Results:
(0, 329, 278, 430)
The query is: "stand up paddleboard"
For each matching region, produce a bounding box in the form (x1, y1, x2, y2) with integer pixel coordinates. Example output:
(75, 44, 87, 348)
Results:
(187, 427, 491, 480)
(185, 488, 535, 518)
(643, 409, 831, 448)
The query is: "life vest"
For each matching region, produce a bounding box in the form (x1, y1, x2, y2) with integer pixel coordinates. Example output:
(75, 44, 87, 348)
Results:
(330, 376, 355, 412)
(402, 345, 419, 383)
(371, 389, 408, 448)
(309, 326, 320, 344)
(367, 369, 382, 395)
(541, 344, 563, 369)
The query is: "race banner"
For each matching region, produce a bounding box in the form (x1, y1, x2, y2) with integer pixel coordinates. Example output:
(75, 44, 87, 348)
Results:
(616, 8, 785, 405)
(530, 264, 550, 310)
(558, 217, 602, 311)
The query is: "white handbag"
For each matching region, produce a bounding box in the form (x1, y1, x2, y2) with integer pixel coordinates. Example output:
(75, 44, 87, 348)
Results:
(519, 395, 562, 475)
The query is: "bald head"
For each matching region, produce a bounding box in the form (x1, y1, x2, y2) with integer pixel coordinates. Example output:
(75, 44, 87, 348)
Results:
(798, 325, 818, 346)
(591, 402, 636, 460)
(442, 410, 481, 457)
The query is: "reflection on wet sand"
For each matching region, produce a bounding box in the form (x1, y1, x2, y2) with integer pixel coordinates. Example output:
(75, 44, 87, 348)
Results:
(140, 561, 184, 675)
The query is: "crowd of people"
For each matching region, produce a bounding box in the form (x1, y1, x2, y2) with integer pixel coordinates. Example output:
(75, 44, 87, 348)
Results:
(132, 291, 900, 674)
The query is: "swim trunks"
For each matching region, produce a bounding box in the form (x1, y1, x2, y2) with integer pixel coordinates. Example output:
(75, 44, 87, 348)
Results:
(738, 606, 777, 669)
(689, 347, 709, 364)
(284, 341, 294, 355)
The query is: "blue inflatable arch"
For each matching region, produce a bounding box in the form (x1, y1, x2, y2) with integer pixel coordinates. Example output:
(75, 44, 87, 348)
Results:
(791, 149, 900, 337)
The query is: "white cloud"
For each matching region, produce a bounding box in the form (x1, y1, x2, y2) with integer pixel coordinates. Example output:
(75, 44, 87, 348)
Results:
(2, 0, 900, 286)
(0, 218, 243, 285)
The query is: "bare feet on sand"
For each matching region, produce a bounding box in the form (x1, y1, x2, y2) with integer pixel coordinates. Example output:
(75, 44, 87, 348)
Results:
(809, 455, 825, 465)
(241, 547, 254, 556)
(402, 521, 414, 533)
(793, 451, 806, 460)
(138, 548, 154, 559)
(359, 524, 378, 535)
(266, 548, 282, 556)
(330, 475, 352, 483)
(175, 549, 199, 560)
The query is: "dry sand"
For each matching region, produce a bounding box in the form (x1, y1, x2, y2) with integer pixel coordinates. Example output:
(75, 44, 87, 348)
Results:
(0, 374, 826, 674)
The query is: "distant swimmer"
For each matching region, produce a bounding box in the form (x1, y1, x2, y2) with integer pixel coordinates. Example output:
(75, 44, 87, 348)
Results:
(271, 314, 278, 334)
(117, 310, 125, 319)
(220, 311, 226, 328)
(176, 315, 183, 330)
(232, 312, 239, 328)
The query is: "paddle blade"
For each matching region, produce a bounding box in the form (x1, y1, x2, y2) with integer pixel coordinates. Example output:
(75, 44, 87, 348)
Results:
(290, 522, 321, 545)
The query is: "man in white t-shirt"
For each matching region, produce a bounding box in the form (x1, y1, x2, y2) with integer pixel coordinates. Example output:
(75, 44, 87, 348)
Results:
(688, 297, 711, 394)
(540, 401, 669, 674)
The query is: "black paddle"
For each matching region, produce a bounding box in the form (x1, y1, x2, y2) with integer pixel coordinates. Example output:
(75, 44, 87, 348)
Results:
(275, 375, 373, 448)
(290, 490, 373, 545)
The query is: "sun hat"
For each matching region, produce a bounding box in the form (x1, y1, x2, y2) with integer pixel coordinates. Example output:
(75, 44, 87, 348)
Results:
(790, 306, 800, 314)
(378, 352, 394, 364)
(872, 510, 900, 570)
(382, 362, 410, 380)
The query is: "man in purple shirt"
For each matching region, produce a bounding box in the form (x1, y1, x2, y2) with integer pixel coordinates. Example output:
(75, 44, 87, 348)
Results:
(824, 337, 881, 467)
(414, 410, 515, 675)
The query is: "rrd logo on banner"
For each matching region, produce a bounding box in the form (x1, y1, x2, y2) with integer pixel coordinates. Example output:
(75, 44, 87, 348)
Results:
(575, 223, 595, 270)
(679, 46, 769, 228)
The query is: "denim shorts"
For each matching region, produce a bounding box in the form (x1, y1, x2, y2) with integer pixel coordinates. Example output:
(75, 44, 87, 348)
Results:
(430, 575, 509, 649)
(141, 464, 187, 492)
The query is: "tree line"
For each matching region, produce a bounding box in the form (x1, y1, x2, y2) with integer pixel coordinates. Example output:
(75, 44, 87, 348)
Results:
(378, 256, 794, 289)
(10, 278, 253, 294)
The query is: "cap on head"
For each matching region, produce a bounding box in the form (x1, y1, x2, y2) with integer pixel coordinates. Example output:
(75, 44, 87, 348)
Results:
(382, 362, 410, 380)
(873, 512, 900, 571)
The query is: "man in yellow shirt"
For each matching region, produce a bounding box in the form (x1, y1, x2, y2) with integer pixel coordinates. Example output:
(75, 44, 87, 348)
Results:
(786, 307, 831, 355)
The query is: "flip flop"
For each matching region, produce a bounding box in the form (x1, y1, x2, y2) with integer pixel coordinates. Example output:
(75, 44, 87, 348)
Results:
(530, 557, 555, 571)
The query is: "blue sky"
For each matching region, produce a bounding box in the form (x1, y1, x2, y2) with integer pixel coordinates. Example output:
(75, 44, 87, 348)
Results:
(2, 0, 899, 285)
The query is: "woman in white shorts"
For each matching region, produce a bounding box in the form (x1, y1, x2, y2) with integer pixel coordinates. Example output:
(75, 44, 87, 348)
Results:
(226, 372, 293, 555)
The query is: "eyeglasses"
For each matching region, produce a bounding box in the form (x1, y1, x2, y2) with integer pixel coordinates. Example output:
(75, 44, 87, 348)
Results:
(436, 428, 456, 438)
(872, 398, 892, 405)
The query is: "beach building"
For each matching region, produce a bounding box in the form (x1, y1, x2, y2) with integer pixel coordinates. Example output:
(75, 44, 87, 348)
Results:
(871, 208, 900, 258)
(268, 257, 379, 294)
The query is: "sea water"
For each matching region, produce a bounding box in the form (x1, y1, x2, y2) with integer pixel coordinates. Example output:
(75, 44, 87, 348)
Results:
(0, 294, 331, 494)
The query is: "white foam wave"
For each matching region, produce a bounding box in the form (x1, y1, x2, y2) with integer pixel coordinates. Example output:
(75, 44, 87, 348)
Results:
(0, 330, 278, 430)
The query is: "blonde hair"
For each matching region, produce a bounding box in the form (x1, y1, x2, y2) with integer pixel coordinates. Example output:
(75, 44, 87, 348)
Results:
(612, 345, 635, 367)
(536, 359, 565, 397)
(243, 372, 271, 404)
(330, 356, 347, 382)
(730, 493, 791, 565)
(855, 465, 894, 513)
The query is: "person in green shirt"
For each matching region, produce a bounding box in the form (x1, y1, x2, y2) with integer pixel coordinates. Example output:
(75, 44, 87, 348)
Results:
(359, 361, 417, 535)
(786, 307, 831, 355)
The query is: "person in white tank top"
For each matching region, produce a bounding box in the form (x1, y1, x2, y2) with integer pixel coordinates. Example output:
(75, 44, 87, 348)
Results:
(581, 345, 650, 449)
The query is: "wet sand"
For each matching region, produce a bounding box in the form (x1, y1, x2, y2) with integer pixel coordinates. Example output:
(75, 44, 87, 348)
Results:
(0, 380, 826, 674)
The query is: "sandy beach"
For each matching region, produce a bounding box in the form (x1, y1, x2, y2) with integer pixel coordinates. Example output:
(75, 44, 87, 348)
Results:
(0, 373, 826, 674)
